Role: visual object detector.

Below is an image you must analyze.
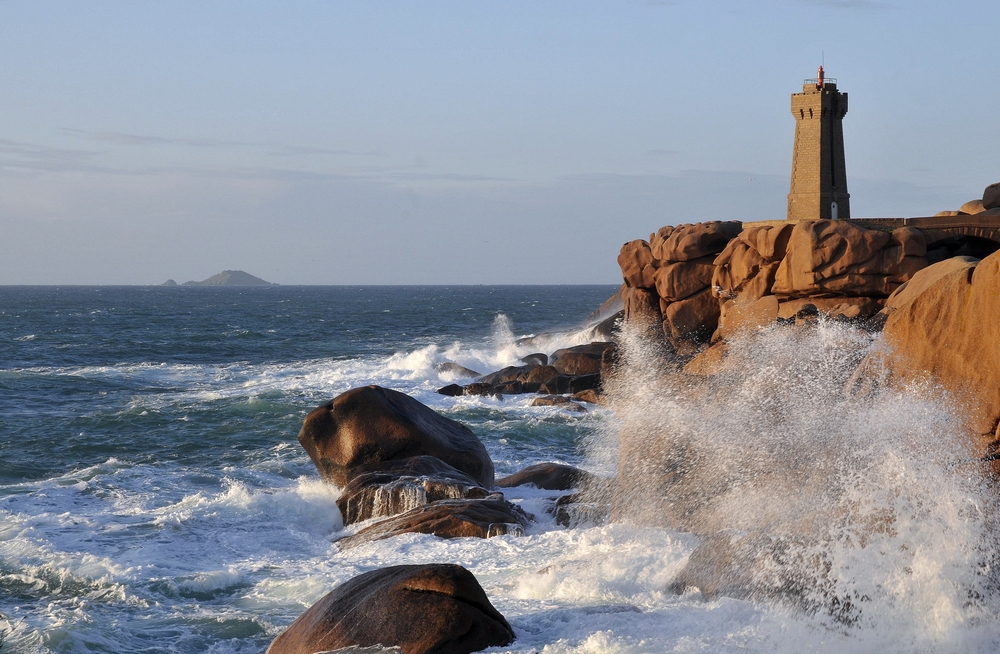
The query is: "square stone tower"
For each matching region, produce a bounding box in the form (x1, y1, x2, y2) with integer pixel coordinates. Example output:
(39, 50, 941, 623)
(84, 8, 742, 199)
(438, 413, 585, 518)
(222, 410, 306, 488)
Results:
(787, 67, 850, 221)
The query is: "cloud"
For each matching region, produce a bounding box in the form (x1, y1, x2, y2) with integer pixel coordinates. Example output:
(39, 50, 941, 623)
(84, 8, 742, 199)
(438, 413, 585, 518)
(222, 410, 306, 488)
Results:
(0, 138, 106, 173)
(59, 128, 381, 157)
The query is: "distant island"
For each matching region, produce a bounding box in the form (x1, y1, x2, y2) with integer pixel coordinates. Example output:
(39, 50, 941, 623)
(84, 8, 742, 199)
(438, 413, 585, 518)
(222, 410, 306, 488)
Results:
(161, 270, 274, 286)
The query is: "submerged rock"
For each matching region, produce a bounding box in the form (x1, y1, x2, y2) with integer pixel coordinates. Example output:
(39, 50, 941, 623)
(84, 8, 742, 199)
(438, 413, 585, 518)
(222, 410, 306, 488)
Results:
(530, 395, 586, 412)
(337, 456, 490, 525)
(298, 385, 494, 488)
(266, 564, 514, 654)
(336, 497, 529, 549)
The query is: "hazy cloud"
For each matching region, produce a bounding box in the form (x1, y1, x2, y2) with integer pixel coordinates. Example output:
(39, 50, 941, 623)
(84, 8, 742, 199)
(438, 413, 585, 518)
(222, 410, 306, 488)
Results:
(0, 138, 105, 173)
(60, 129, 381, 157)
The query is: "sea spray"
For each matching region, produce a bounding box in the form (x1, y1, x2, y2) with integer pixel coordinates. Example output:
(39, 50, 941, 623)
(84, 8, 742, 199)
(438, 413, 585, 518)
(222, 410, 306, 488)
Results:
(586, 320, 1000, 649)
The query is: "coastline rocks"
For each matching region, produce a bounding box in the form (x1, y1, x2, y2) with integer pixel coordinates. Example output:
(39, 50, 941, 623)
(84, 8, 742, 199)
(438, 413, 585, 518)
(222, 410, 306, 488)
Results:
(984, 182, 1000, 210)
(776, 296, 883, 321)
(336, 456, 489, 525)
(434, 362, 482, 379)
(654, 256, 716, 302)
(961, 199, 986, 215)
(872, 250, 1000, 449)
(336, 498, 530, 549)
(656, 221, 743, 262)
(437, 383, 465, 397)
(266, 564, 514, 654)
(550, 342, 615, 376)
(623, 287, 664, 337)
(617, 240, 657, 288)
(662, 287, 720, 341)
(298, 385, 495, 488)
(496, 462, 599, 491)
(520, 353, 548, 366)
(772, 220, 896, 297)
(881, 255, 979, 314)
(530, 395, 587, 412)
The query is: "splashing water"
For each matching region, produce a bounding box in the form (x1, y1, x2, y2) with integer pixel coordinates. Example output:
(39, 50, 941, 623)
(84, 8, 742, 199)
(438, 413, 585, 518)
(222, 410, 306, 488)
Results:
(586, 320, 1000, 651)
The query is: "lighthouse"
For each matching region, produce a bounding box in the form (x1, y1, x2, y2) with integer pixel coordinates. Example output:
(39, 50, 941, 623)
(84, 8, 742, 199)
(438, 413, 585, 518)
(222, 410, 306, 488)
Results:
(787, 66, 850, 221)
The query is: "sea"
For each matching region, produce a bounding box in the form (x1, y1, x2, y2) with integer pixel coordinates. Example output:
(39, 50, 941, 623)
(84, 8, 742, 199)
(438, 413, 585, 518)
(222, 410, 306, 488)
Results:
(2, 285, 1000, 653)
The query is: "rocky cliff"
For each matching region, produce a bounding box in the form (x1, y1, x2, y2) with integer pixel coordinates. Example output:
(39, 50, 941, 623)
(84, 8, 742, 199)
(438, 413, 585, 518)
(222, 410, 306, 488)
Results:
(615, 180, 1000, 467)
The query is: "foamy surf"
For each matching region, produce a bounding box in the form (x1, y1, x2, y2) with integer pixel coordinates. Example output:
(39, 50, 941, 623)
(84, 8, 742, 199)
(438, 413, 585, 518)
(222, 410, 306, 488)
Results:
(5, 286, 1000, 653)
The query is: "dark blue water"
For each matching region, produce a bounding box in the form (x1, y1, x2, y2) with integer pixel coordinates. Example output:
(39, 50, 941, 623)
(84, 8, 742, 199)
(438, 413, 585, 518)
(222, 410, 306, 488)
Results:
(0, 285, 617, 653)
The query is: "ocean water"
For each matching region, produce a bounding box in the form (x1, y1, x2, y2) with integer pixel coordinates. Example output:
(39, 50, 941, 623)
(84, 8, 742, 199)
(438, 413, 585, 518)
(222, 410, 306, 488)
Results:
(2, 285, 999, 653)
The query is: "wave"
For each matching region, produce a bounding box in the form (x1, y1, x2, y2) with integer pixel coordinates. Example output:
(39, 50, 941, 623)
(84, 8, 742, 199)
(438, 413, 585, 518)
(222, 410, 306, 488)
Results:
(588, 320, 1000, 651)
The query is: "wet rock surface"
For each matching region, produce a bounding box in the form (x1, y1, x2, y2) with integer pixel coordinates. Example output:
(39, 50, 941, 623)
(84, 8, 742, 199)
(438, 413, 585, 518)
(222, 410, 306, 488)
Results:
(298, 385, 494, 488)
(266, 564, 515, 654)
(336, 497, 530, 549)
(496, 462, 600, 491)
(337, 456, 490, 525)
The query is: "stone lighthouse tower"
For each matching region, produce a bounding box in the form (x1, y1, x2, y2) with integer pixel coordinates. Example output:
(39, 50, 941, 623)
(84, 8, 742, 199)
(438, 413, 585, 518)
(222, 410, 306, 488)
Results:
(787, 66, 850, 221)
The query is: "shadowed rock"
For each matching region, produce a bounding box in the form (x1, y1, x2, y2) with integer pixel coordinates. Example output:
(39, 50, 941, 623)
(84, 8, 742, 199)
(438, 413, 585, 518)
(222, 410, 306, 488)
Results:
(437, 384, 464, 397)
(265, 564, 514, 654)
(520, 353, 548, 366)
(496, 462, 599, 491)
(337, 456, 490, 525)
(550, 342, 615, 375)
(530, 395, 586, 412)
(462, 383, 502, 399)
(298, 385, 494, 488)
(985, 182, 1000, 210)
(434, 362, 482, 379)
(336, 498, 529, 549)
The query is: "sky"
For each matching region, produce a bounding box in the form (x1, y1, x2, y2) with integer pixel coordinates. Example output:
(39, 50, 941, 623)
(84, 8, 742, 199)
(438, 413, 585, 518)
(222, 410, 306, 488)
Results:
(1, 0, 998, 285)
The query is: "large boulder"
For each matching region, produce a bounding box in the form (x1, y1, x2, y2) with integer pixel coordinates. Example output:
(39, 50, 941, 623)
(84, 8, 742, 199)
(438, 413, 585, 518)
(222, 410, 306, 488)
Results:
(648, 225, 675, 260)
(618, 240, 657, 288)
(266, 564, 514, 654)
(298, 386, 495, 488)
(518, 364, 560, 389)
(882, 256, 979, 314)
(771, 220, 925, 297)
(336, 456, 489, 524)
(623, 287, 664, 336)
(495, 462, 599, 491)
(656, 221, 743, 262)
(434, 362, 482, 379)
(336, 498, 529, 549)
(476, 365, 533, 386)
(877, 250, 1000, 450)
(712, 223, 790, 300)
(984, 182, 1000, 210)
(662, 287, 721, 341)
(549, 342, 614, 376)
(961, 199, 986, 215)
(653, 256, 716, 302)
